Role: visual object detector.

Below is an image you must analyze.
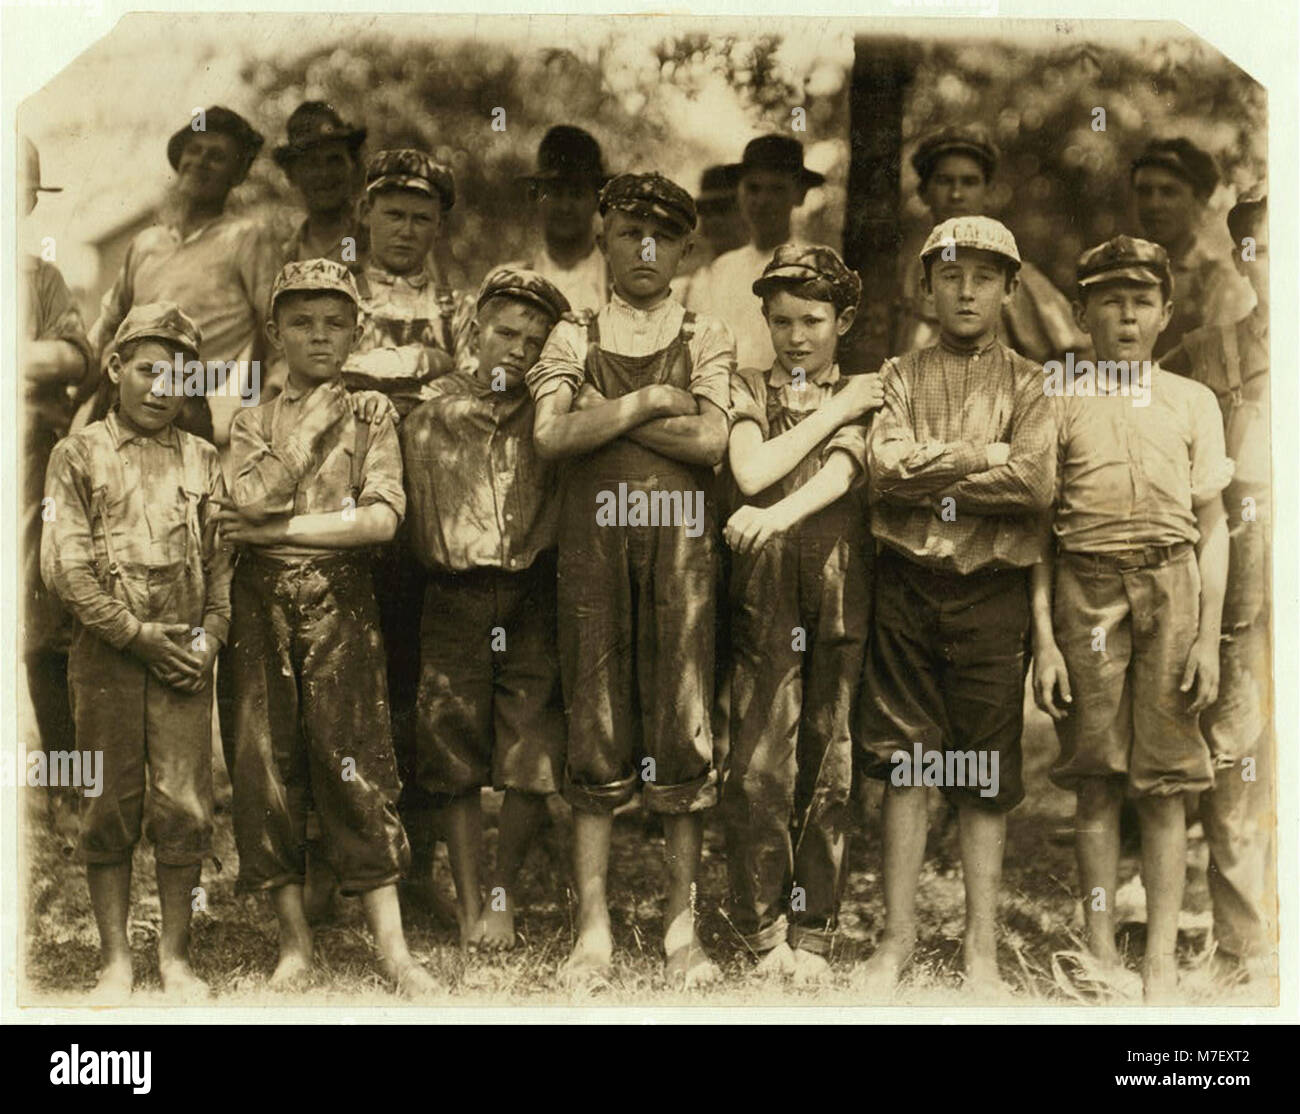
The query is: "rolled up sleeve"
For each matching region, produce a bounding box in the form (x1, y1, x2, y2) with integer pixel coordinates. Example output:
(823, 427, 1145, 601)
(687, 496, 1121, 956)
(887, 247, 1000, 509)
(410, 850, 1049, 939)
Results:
(688, 316, 736, 415)
(526, 318, 586, 404)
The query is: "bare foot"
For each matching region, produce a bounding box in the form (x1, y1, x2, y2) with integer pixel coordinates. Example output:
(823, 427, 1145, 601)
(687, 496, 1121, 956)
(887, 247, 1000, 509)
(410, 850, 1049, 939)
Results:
(558, 921, 614, 990)
(87, 956, 133, 1004)
(1142, 954, 1180, 1004)
(459, 908, 487, 950)
(159, 956, 210, 1002)
(269, 945, 313, 990)
(856, 937, 912, 999)
(791, 948, 833, 986)
(476, 904, 518, 951)
(665, 934, 720, 990)
(754, 942, 797, 978)
(390, 960, 439, 999)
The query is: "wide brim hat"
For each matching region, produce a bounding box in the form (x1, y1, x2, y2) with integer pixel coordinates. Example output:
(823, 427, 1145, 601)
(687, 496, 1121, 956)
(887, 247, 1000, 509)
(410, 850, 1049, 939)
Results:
(273, 101, 367, 168)
(696, 164, 740, 210)
(520, 125, 609, 188)
(167, 105, 264, 173)
(724, 135, 825, 190)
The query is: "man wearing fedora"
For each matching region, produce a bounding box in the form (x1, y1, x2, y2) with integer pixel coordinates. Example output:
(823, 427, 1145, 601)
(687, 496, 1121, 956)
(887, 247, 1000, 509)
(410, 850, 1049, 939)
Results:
(679, 164, 747, 280)
(275, 101, 368, 268)
(514, 125, 611, 317)
(687, 135, 824, 372)
(88, 105, 279, 448)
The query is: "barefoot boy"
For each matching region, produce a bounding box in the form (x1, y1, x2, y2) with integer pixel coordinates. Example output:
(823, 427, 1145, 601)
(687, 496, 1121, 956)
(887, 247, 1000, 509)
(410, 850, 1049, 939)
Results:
(1033, 236, 1231, 1001)
(220, 259, 435, 995)
(528, 172, 733, 987)
(42, 303, 231, 1000)
(859, 217, 1055, 994)
(400, 266, 571, 948)
(723, 245, 882, 980)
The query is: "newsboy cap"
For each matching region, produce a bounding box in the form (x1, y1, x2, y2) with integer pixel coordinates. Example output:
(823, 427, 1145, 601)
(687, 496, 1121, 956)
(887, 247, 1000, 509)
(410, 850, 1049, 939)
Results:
(167, 106, 264, 173)
(112, 302, 203, 358)
(477, 265, 571, 325)
(920, 216, 1021, 269)
(599, 172, 697, 235)
(751, 243, 862, 314)
(269, 258, 362, 316)
(274, 101, 367, 169)
(1075, 235, 1172, 296)
(366, 148, 455, 211)
(911, 124, 999, 185)
(1130, 138, 1219, 201)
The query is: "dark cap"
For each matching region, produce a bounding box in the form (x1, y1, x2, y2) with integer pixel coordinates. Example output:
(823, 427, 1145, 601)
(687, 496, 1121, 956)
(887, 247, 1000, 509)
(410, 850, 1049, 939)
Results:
(1076, 235, 1172, 296)
(752, 243, 862, 314)
(269, 258, 362, 316)
(599, 172, 697, 236)
(696, 164, 739, 210)
(167, 106, 264, 174)
(112, 302, 203, 358)
(911, 124, 999, 186)
(274, 101, 367, 169)
(477, 265, 571, 325)
(521, 125, 608, 188)
(1227, 185, 1267, 242)
(725, 135, 825, 189)
(366, 148, 455, 211)
(1130, 138, 1219, 200)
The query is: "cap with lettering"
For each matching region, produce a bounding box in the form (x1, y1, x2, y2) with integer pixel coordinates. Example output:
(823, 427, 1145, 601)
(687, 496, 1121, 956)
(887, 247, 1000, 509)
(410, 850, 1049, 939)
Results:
(477, 265, 571, 325)
(366, 148, 455, 211)
(1076, 235, 1172, 296)
(920, 216, 1021, 269)
(912, 124, 999, 185)
(599, 172, 697, 236)
(752, 243, 862, 313)
(269, 257, 362, 316)
(112, 302, 203, 358)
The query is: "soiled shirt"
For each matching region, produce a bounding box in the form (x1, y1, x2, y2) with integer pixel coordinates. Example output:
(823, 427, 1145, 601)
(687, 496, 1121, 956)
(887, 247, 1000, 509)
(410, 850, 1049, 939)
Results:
(686, 242, 789, 372)
(401, 368, 555, 573)
(868, 337, 1055, 574)
(41, 410, 232, 650)
(89, 212, 279, 369)
(345, 265, 473, 418)
(229, 379, 406, 557)
(729, 361, 870, 500)
(527, 289, 733, 413)
(24, 255, 94, 435)
(1052, 365, 1232, 553)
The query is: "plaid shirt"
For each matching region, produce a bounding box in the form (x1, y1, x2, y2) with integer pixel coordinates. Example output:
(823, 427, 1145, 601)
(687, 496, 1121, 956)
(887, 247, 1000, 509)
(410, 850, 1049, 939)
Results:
(868, 337, 1055, 574)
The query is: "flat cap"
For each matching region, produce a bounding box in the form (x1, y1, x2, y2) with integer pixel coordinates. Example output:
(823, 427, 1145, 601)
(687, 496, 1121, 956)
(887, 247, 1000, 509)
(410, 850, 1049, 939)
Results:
(752, 243, 862, 313)
(1130, 138, 1219, 200)
(270, 258, 362, 315)
(920, 216, 1021, 269)
(912, 124, 999, 184)
(477, 265, 571, 325)
(167, 106, 264, 173)
(599, 172, 697, 236)
(113, 302, 202, 357)
(274, 101, 367, 168)
(366, 148, 455, 211)
(1076, 235, 1172, 294)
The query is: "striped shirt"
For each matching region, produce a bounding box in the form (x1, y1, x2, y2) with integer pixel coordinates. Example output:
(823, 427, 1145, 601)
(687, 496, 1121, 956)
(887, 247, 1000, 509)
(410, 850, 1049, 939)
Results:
(867, 337, 1055, 574)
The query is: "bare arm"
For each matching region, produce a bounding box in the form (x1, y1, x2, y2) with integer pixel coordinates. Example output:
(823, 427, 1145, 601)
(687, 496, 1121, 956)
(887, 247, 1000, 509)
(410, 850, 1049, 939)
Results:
(23, 339, 88, 386)
(623, 398, 729, 467)
(725, 450, 860, 555)
(217, 503, 399, 549)
(1181, 496, 1229, 713)
(532, 382, 676, 461)
(1029, 545, 1073, 719)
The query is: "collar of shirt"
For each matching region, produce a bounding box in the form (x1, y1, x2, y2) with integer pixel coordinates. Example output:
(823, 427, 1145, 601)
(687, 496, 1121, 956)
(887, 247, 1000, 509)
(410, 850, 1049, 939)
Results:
(609, 287, 675, 320)
(938, 333, 1000, 359)
(105, 408, 180, 449)
(164, 212, 228, 247)
(768, 361, 839, 389)
(365, 264, 430, 290)
(280, 374, 333, 403)
(456, 365, 530, 405)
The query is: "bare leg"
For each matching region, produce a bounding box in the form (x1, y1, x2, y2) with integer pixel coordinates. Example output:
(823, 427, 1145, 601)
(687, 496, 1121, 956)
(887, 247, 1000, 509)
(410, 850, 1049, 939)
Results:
(663, 812, 718, 987)
(86, 861, 133, 999)
(362, 883, 437, 996)
(156, 861, 208, 998)
(559, 810, 614, 983)
(858, 784, 927, 994)
(437, 793, 485, 947)
(478, 790, 547, 949)
(1076, 779, 1125, 967)
(268, 883, 314, 989)
(957, 802, 1006, 989)
(1137, 794, 1187, 1001)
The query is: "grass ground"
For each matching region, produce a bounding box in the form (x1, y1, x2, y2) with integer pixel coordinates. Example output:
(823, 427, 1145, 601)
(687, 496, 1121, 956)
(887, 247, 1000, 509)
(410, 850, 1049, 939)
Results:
(19, 691, 1272, 1010)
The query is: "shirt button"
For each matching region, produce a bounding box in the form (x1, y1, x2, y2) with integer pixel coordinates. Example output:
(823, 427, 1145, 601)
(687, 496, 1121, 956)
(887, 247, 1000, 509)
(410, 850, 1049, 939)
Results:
(504, 513, 513, 522)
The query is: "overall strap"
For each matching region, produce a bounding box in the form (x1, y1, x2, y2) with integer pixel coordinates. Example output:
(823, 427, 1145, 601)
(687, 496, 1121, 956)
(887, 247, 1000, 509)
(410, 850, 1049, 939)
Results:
(350, 416, 371, 503)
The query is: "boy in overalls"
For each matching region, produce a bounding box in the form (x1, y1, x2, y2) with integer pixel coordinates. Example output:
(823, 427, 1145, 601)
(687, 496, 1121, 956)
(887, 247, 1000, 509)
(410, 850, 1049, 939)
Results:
(528, 172, 734, 988)
(42, 303, 232, 1001)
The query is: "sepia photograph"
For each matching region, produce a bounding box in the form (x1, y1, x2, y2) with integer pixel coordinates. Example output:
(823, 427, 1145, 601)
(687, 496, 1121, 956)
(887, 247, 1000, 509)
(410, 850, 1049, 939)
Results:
(4, 0, 1290, 1035)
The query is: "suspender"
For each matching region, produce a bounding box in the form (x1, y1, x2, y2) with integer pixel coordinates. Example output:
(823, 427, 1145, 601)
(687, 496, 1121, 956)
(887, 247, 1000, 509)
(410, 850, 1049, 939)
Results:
(350, 418, 370, 503)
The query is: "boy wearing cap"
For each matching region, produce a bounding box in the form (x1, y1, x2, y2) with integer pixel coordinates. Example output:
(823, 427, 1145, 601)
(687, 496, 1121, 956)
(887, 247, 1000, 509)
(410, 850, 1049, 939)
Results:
(1031, 235, 1231, 1001)
(400, 266, 571, 948)
(1162, 194, 1274, 986)
(687, 136, 823, 372)
(275, 101, 369, 267)
(1130, 138, 1254, 357)
(859, 216, 1055, 995)
(723, 244, 883, 980)
(42, 303, 232, 1001)
(529, 171, 733, 988)
(218, 259, 435, 995)
(89, 106, 279, 447)
(897, 124, 1086, 365)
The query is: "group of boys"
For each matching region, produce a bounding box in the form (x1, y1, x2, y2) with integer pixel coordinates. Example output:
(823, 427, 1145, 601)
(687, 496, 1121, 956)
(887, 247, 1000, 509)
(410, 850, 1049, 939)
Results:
(32, 103, 1272, 1002)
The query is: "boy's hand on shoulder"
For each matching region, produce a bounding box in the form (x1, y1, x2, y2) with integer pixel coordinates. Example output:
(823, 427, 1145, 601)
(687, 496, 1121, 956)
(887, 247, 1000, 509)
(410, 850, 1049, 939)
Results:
(1031, 639, 1073, 720)
(129, 622, 199, 679)
(348, 391, 398, 427)
(1181, 634, 1221, 714)
(725, 504, 791, 554)
(837, 372, 884, 419)
(985, 442, 1011, 468)
(296, 379, 351, 449)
